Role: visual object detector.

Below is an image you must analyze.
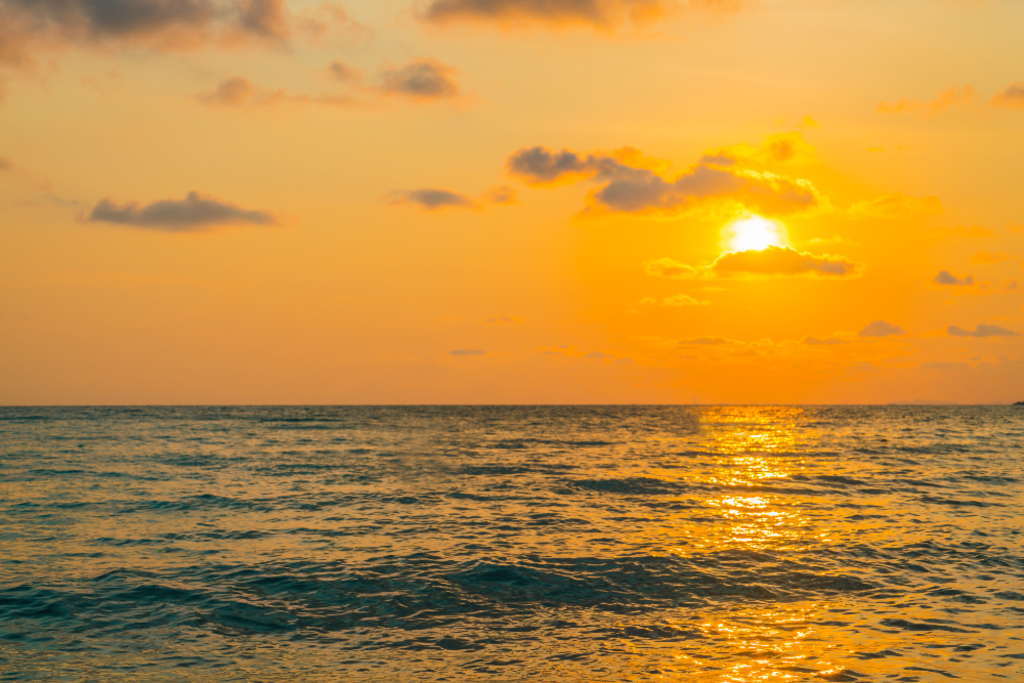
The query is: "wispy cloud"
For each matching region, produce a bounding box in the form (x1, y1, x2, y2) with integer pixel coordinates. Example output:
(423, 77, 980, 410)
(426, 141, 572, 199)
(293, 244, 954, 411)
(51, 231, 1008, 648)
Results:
(876, 85, 975, 115)
(992, 82, 1024, 109)
(858, 321, 905, 338)
(389, 188, 478, 211)
(947, 324, 1019, 338)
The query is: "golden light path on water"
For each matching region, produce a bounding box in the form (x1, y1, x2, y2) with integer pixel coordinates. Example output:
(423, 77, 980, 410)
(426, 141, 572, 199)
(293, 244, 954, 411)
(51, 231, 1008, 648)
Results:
(1, 405, 1022, 682)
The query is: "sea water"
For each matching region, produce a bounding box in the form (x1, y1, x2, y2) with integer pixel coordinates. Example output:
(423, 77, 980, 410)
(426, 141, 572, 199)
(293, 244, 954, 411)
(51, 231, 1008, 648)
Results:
(1, 406, 1022, 682)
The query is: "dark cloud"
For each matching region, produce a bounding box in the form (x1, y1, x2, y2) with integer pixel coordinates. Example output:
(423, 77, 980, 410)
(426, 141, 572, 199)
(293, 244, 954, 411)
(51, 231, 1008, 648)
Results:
(380, 59, 458, 99)
(858, 320, 905, 338)
(237, 0, 288, 40)
(948, 324, 1019, 338)
(0, 0, 362, 67)
(390, 188, 477, 210)
(934, 270, 974, 286)
(506, 145, 823, 216)
(450, 349, 485, 356)
(419, 0, 738, 29)
(711, 246, 856, 277)
(85, 191, 277, 230)
(992, 82, 1024, 109)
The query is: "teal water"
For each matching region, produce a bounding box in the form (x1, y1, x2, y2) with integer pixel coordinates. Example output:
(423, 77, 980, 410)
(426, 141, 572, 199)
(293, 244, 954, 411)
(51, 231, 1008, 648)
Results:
(1, 406, 1022, 681)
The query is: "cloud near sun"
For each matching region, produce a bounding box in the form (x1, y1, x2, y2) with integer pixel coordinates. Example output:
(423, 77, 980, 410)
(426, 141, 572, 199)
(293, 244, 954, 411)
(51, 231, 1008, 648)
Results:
(506, 145, 824, 216)
(647, 245, 858, 280)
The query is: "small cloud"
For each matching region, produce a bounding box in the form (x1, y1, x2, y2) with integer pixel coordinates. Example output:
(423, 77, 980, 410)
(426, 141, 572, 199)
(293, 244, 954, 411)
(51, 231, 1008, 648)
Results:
(389, 188, 478, 210)
(200, 76, 261, 106)
(198, 76, 355, 107)
(485, 315, 521, 323)
(328, 60, 361, 82)
(84, 191, 277, 231)
(584, 351, 613, 361)
(934, 270, 974, 287)
(450, 349, 486, 356)
(992, 82, 1024, 109)
(661, 293, 710, 307)
(803, 336, 848, 346)
(848, 193, 942, 219)
(679, 337, 730, 346)
(482, 185, 519, 205)
(947, 324, 1019, 338)
(876, 85, 975, 114)
(380, 58, 458, 100)
(1008, 221, 1024, 234)
(0, 156, 11, 171)
(858, 320, 906, 338)
(645, 258, 704, 280)
(971, 250, 1010, 265)
(704, 131, 817, 166)
(797, 115, 819, 129)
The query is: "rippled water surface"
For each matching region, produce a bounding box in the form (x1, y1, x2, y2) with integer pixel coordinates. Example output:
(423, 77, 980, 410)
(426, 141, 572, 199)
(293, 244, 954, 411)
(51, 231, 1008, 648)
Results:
(1, 406, 1023, 682)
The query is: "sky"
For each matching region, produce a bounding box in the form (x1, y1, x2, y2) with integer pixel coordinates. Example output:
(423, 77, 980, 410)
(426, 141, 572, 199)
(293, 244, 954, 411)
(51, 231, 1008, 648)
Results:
(0, 0, 1022, 405)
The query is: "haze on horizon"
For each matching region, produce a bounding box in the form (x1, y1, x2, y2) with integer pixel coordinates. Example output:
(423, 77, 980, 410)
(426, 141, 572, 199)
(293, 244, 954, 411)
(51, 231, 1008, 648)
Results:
(0, 0, 1022, 405)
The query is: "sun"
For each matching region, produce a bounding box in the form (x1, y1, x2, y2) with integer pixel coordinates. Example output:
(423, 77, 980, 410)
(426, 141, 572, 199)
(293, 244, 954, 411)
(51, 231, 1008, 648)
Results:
(723, 216, 787, 252)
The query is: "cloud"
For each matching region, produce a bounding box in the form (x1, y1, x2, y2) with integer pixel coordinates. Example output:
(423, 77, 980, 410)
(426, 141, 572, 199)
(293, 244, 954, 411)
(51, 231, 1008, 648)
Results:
(450, 348, 486, 356)
(947, 324, 1019, 338)
(934, 270, 974, 287)
(0, 1, 364, 69)
(678, 336, 730, 346)
(848, 193, 942, 219)
(380, 58, 458, 100)
(803, 336, 847, 346)
(876, 85, 975, 114)
(390, 188, 478, 211)
(482, 185, 519, 204)
(931, 224, 994, 238)
(641, 293, 710, 306)
(702, 131, 816, 167)
(85, 191, 277, 231)
(971, 250, 1010, 265)
(711, 246, 856, 277)
(858, 320, 905, 338)
(198, 76, 355, 107)
(646, 246, 857, 280)
(645, 258, 703, 280)
(327, 60, 360, 82)
(0, 156, 10, 170)
(992, 82, 1024, 109)
(506, 145, 825, 217)
(417, 0, 731, 30)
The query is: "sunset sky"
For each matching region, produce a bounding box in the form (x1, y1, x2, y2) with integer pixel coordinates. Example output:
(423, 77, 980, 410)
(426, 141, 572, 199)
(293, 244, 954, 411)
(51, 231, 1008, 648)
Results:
(1, 0, 1022, 404)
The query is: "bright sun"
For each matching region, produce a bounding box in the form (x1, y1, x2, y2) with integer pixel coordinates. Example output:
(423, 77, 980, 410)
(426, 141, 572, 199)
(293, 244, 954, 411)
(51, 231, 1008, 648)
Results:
(724, 216, 787, 252)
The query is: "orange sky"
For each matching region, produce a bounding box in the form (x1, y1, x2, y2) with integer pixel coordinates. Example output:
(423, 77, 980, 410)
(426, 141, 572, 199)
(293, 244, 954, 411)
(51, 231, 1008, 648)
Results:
(1, 0, 1022, 404)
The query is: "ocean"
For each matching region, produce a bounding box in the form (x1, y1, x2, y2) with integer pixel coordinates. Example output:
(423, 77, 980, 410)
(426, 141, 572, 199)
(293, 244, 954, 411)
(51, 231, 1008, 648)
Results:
(1, 406, 1022, 682)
